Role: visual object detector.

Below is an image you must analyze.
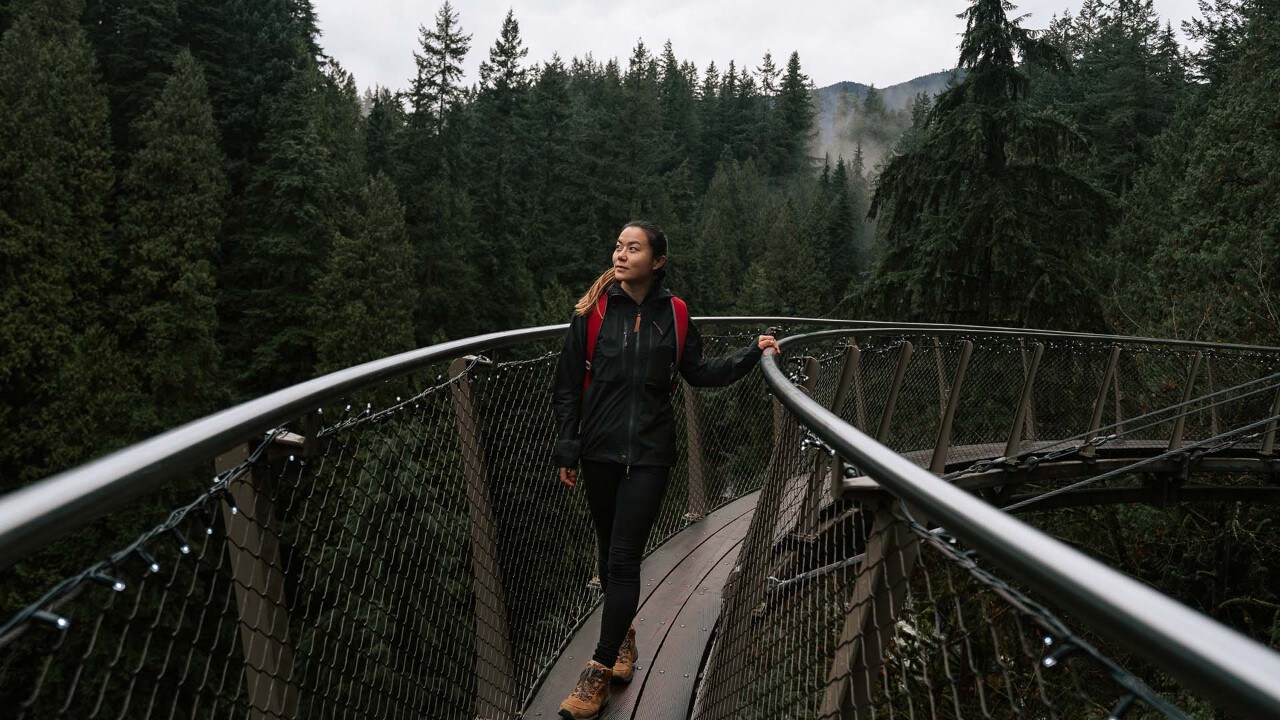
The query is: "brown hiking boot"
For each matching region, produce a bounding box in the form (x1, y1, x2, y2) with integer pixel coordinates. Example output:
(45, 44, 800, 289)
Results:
(612, 625, 638, 682)
(558, 660, 612, 719)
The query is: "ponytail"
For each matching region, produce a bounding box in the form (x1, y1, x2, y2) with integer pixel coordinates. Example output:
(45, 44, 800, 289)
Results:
(574, 268, 616, 317)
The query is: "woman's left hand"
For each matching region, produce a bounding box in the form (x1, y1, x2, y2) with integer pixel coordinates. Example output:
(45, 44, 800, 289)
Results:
(757, 335, 780, 354)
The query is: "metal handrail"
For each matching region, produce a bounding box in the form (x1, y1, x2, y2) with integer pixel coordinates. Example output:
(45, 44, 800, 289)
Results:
(0, 316, 849, 571)
(760, 333, 1280, 719)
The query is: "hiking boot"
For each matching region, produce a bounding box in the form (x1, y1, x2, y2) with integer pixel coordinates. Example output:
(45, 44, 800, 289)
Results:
(558, 660, 612, 719)
(612, 626, 638, 682)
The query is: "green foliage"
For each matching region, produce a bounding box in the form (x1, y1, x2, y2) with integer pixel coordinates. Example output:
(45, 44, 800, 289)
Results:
(0, 0, 117, 485)
(866, 0, 1112, 330)
(312, 174, 417, 373)
(115, 50, 227, 429)
(1104, 1, 1280, 344)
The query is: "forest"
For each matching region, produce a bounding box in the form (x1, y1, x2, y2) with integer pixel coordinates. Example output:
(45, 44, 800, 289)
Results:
(1, 0, 1278, 714)
(4, 0, 1276, 496)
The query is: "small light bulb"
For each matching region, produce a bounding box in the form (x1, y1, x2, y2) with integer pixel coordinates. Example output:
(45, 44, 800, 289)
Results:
(112, 580, 126, 592)
(179, 544, 191, 555)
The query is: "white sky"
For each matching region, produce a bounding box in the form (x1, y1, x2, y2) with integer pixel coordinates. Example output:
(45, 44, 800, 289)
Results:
(313, 0, 1204, 94)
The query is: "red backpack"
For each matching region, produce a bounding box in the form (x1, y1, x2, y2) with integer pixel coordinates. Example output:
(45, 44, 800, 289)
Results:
(583, 294, 688, 394)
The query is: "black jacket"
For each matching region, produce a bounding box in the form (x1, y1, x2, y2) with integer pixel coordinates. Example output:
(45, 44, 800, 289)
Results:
(551, 276, 763, 469)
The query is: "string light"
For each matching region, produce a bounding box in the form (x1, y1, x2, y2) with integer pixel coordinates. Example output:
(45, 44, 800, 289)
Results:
(169, 528, 191, 555)
(1042, 641, 1076, 668)
(89, 573, 127, 592)
(32, 610, 69, 630)
(1108, 694, 1136, 720)
(136, 549, 161, 574)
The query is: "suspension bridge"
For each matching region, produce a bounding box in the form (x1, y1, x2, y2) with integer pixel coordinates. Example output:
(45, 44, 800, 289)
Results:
(2, 319, 1279, 719)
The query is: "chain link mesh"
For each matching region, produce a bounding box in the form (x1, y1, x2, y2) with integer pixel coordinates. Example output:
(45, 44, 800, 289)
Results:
(694, 330, 1280, 720)
(3, 325, 1278, 720)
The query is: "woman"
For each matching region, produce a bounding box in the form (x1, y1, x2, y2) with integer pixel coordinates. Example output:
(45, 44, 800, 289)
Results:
(551, 220, 779, 719)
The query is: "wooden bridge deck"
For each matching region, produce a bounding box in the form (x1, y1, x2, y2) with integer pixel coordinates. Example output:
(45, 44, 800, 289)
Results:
(522, 492, 758, 720)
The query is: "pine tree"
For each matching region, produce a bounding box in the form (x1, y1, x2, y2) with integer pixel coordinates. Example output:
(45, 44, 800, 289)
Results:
(867, 0, 1111, 329)
(1105, 2, 1280, 343)
(776, 51, 817, 174)
(222, 44, 367, 392)
(364, 85, 406, 179)
(115, 50, 227, 429)
(83, 0, 182, 161)
(402, 0, 480, 342)
(819, 158, 861, 312)
(469, 8, 535, 334)
(0, 0, 119, 484)
(409, 0, 471, 140)
(313, 174, 417, 372)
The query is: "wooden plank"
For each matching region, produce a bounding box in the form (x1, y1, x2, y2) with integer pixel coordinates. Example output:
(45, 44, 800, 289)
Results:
(628, 539, 743, 719)
(522, 493, 758, 717)
(609, 514, 752, 719)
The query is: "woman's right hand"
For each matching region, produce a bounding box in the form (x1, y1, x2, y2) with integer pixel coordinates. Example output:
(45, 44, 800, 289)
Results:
(559, 467, 578, 487)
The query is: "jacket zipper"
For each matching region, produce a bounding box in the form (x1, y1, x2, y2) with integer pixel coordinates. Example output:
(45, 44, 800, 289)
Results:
(626, 305, 641, 466)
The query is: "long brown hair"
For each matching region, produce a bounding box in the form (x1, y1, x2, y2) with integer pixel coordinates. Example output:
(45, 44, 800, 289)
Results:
(574, 221, 669, 316)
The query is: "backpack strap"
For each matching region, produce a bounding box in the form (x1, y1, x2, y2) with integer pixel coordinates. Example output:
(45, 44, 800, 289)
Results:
(583, 293, 609, 395)
(671, 296, 689, 389)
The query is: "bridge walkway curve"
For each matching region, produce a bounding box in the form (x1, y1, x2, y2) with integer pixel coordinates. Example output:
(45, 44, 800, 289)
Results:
(522, 492, 758, 719)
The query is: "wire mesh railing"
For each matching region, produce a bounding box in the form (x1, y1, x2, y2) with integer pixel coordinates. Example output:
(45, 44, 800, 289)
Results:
(0, 318, 823, 720)
(694, 328, 1280, 720)
(4, 321, 1280, 720)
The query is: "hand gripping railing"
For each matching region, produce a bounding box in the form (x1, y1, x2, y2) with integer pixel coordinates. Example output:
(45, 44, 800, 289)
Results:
(694, 328, 1280, 720)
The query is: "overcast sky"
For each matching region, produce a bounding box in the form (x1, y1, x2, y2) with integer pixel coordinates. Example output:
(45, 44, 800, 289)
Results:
(313, 0, 1204, 94)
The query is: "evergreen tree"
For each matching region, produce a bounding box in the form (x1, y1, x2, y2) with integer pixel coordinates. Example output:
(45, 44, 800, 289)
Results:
(0, 0, 119, 484)
(222, 47, 367, 392)
(469, 8, 535, 334)
(115, 50, 227, 429)
(313, 174, 417, 372)
(743, 197, 828, 316)
(402, 0, 479, 342)
(692, 157, 768, 313)
(818, 158, 861, 312)
(409, 0, 471, 139)
(776, 51, 817, 174)
(83, 0, 182, 160)
(364, 85, 406, 179)
(867, 0, 1111, 329)
(1105, 2, 1280, 344)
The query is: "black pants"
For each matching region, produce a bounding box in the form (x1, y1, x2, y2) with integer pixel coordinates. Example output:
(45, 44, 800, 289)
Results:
(581, 459, 671, 668)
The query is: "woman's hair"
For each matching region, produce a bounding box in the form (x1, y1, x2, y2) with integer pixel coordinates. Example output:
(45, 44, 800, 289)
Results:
(573, 220, 669, 317)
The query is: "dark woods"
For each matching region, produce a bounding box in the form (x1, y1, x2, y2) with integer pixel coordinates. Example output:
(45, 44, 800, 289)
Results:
(1, 0, 1278, 629)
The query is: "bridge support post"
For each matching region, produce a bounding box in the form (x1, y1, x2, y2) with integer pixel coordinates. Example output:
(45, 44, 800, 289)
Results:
(683, 381, 709, 521)
(829, 345, 865, 499)
(930, 340, 974, 474)
(1005, 342, 1044, 460)
(819, 495, 921, 719)
(1083, 345, 1122, 457)
(1261, 383, 1280, 456)
(876, 341, 914, 444)
(215, 440, 300, 720)
(1169, 351, 1203, 452)
(449, 356, 518, 720)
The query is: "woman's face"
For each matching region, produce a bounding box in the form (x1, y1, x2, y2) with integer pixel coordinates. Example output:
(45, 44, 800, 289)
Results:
(613, 226, 664, 283)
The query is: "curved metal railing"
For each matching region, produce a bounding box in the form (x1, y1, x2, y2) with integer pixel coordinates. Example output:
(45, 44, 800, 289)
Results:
(696, 327, 1280, 719)
(3, 319, 1279, 719)
(0, 317, 819, 719)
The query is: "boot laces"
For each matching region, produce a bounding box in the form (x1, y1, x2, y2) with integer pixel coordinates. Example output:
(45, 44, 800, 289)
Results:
(573, 665, 606, 701)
